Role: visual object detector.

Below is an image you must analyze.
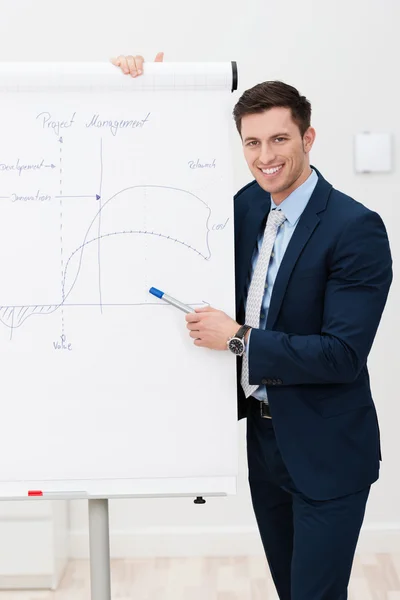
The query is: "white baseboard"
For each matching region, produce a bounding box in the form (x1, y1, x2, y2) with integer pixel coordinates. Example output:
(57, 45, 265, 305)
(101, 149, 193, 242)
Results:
(358, 523, 400, 553)
(69, 523, 400, 558)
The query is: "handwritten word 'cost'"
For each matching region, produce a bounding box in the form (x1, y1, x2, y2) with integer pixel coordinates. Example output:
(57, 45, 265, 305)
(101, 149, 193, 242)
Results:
(211, 218, 229, 230)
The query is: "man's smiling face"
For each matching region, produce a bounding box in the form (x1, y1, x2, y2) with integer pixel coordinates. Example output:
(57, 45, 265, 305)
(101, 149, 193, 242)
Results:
(241, 107, 316, 204)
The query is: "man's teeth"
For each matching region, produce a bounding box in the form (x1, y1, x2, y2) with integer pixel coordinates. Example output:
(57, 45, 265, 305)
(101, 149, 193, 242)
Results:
(262, 165, 283, 175)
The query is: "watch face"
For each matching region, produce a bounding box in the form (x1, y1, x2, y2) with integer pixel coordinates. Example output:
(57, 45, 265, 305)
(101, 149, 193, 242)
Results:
(228, 337, 244, 355)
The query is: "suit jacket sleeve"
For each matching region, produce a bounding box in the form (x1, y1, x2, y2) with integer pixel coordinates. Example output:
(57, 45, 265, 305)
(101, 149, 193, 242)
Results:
(248, 210, 393, 386)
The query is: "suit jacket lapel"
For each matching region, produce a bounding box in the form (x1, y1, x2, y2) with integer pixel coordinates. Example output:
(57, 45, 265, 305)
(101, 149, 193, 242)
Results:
(235, 168, 332, 327)
(266, 168, 332, 330)
(236, 189, 270, 315)
(265, 212, 320, 329)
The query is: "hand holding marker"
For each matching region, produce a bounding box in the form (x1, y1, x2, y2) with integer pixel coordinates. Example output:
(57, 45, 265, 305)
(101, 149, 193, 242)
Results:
(149, 287, 194, 314)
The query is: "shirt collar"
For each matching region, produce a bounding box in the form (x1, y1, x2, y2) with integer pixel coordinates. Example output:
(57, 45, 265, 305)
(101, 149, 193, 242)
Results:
(270, 168, 318, 226)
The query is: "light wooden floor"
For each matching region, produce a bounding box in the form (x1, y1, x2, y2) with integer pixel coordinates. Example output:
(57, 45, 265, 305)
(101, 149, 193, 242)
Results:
(0, 554, 399, 599)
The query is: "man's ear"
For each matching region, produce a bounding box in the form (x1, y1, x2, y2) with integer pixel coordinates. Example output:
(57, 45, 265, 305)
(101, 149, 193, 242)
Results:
(303, 127, 316, 154)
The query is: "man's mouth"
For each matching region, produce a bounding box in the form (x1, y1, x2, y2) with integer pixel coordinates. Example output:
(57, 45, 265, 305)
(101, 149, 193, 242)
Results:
(259, 164, 284, 178)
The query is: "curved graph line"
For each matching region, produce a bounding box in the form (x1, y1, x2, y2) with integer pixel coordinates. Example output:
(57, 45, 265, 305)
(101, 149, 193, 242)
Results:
(61, 185, 212, 308)
(0, 185, 212, 330)
(62, 229, 210, 301)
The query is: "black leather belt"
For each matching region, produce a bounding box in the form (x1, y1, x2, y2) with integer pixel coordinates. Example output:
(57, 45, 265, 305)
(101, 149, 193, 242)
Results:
(260, 401, 272, 419)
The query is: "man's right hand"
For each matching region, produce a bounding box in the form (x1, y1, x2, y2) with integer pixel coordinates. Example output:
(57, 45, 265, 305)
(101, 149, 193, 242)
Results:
(110, 52, 164, 77)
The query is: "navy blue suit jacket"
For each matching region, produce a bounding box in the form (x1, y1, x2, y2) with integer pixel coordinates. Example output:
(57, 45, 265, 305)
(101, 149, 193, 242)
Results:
(235, 167, 392, 500)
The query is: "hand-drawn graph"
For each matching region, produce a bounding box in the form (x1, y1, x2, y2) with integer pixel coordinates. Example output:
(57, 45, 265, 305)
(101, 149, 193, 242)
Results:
(0, 183, 213, 332)
(0, 139, 231, 344)
(0, 90, 233, 346)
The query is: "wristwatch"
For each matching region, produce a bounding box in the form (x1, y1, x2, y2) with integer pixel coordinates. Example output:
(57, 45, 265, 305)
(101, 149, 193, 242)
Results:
(227, 324, 251, 356)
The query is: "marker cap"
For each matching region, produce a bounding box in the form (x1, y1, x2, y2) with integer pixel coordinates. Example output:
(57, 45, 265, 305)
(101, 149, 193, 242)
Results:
(149, 287, 164, 299)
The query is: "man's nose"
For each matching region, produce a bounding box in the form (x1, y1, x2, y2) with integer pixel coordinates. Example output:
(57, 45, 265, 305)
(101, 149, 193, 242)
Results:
(258, 142, 276, 165)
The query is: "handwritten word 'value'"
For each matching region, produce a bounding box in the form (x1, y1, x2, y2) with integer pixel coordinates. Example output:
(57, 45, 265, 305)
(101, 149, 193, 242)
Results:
(53, 335, 72, 351)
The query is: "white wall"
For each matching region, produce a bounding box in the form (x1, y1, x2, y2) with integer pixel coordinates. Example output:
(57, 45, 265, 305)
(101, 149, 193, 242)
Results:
(0, 0, 399, 557)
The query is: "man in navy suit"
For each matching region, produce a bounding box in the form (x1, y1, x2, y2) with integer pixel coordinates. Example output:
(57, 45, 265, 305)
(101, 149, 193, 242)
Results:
(114, 54, 393, 600)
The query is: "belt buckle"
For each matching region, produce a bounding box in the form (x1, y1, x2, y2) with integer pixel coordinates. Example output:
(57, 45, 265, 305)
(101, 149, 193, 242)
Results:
(260, 402, 272, 419)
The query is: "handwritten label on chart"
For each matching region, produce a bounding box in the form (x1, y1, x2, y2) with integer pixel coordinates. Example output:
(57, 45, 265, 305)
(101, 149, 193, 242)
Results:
(53, 335, 72, 351)
(35, 111, 152, 137)
(0, 159, 55, 176)
(188, 159, 216, 169)
(36, 111, 77, 135)
(211, 218, 229, 230)
(10, 190, 52, 202)
(85, 112, 151, 136)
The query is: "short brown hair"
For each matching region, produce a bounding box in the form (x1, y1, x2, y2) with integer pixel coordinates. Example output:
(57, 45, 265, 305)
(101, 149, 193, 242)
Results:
(233, 80, 312, 137)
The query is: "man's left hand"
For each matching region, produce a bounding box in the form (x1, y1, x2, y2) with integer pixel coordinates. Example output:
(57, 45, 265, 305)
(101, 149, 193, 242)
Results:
(185, 306, 239, 350)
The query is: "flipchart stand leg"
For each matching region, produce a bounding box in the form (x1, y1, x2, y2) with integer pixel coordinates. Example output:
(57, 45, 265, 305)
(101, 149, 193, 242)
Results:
(88, 499, 112, 600)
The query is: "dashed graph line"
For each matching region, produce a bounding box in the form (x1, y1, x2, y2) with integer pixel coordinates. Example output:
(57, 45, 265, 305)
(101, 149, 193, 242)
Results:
(59, 141, 65, 335)
(62, 229, 209, 300)
(0, 227, 209, 331)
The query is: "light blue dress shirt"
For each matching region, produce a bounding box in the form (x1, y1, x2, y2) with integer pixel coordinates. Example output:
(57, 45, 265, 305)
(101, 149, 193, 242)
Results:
(246, 168, 318, 402)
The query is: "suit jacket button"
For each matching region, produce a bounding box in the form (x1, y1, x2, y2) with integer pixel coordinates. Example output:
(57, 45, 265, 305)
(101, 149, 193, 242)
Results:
(261, 378, 268, 385)
(277, 379, 283, 385)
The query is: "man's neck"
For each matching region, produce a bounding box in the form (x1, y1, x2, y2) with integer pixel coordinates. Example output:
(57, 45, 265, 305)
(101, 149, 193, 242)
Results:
(272, 165, 312, 205)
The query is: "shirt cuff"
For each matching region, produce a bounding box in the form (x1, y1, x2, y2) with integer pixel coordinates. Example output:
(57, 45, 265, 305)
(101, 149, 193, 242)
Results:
(245, 329, 252, 354)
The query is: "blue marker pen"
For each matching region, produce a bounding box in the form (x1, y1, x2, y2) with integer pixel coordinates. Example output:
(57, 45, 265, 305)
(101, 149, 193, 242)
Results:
(149, 287, 194, 314)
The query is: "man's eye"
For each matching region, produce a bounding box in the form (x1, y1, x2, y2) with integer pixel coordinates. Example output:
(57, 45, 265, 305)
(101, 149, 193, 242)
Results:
(275, 137, 286, 142)
(247, 141, 258, 147)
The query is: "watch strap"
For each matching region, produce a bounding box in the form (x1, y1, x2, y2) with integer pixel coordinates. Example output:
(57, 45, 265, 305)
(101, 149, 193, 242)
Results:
(234, 324, 251, 340)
